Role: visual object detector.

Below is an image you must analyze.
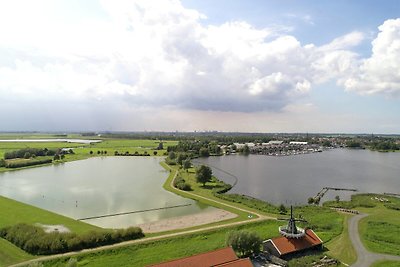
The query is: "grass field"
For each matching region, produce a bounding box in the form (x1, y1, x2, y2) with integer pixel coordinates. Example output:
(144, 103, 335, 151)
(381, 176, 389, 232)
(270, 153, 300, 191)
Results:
(325, 194, 400, 257)
(358, 197, 400, 256)
(0, 196, 99, 266)
(371, 260, 400, 267)
(325, 215, 357, 266)
(42, 220, 281, 267)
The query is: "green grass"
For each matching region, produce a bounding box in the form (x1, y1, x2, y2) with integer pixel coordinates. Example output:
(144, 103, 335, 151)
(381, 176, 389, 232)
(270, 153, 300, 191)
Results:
(0, 196, 99, 234)
(371, 260, 400, 267)
(0, 196, 99, 266)
(328, 194, 400, 257)
(0, 238, 34, 267)
(42, 220, 281, 267)
(325, 215, 357, 265)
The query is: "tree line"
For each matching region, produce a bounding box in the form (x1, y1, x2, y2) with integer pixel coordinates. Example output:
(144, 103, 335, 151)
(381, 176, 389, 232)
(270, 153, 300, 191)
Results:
(4, 148, 57, 159)
(0, 223, 144, 255)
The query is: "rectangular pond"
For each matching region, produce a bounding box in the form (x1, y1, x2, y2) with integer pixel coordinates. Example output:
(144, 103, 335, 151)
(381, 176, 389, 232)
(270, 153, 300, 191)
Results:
(0, 157, 214, 228)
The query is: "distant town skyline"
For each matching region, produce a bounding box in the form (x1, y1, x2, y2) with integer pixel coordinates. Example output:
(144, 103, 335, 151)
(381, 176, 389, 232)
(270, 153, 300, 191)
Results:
(0, 0, 399, 133)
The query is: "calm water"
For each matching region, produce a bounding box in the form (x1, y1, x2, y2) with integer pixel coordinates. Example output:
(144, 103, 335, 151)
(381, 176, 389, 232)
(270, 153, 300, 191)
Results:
(0, 157, 213, 228)
(196, 149, 400, 205)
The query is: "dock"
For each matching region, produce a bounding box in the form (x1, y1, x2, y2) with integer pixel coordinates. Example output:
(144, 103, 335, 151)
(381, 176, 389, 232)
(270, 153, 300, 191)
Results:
(312, 187, 357, 204)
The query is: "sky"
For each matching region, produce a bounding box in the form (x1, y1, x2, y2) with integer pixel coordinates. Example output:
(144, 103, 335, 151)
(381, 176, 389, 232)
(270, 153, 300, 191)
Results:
(0, 0, 399, 133)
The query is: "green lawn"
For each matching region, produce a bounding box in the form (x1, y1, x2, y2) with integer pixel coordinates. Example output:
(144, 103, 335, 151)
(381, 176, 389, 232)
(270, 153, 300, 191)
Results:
(325, 194, 400, 257)
(42, 220, 281, 267)
(325, 215, 357, 266)
(371, 260, 400, 267)
(0, 238, 34, 267)
(0, 196, 99, 234)
(0, 196, 99, 266)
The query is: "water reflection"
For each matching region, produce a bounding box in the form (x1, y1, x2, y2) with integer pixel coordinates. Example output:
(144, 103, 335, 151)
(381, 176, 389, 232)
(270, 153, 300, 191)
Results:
(0, 157, 215, 228)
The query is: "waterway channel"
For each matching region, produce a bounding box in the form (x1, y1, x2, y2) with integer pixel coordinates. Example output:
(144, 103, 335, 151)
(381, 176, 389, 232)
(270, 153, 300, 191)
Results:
(196, 149, 400, 205)
(0, 157, 214, 228)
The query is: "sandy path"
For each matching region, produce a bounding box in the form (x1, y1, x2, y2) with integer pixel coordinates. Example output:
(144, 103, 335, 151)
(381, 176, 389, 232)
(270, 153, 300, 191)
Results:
(138, 209, 237, 233)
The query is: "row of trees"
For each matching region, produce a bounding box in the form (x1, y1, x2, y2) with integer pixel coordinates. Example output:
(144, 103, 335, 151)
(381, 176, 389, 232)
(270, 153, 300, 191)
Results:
(4, 148, 58, 160)
(0, 223, 144, 255)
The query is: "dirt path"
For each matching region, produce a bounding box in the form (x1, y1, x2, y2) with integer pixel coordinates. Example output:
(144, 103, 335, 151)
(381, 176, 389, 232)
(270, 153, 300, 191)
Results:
(10, 168, 274, 267)
(349, 213, 400, 267)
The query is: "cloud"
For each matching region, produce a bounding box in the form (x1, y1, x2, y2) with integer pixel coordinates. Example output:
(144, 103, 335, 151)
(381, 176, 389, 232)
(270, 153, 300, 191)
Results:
(0, 0, 383, 118)
(343, 19, 400, 96)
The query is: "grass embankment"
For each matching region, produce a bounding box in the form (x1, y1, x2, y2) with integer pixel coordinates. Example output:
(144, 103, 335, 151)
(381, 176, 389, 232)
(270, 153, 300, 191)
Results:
(325, 194, 400, 257)
(0, 196, 99, 266)
(371, 260, 400, 267)
(161, 162, 260, 222)
(42, 220, 281, 267)
(325, 215, 356, 266)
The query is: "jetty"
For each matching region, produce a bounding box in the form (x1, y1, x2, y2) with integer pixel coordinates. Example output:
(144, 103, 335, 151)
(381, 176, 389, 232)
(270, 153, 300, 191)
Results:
(312, 187, 357, 204)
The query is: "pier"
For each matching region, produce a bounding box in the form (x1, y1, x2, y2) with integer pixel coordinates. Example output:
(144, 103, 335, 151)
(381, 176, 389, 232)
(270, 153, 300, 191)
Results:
(312, 187, 357, 204)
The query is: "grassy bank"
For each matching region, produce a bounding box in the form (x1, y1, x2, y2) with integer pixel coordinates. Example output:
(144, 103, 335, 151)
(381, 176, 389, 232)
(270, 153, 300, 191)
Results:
(42, 220, 281, 267)
(325, 194, 400, 256)
(0, 196, 99, 266)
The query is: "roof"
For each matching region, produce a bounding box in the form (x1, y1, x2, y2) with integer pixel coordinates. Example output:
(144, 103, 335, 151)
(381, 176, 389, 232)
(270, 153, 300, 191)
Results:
(265, 229, 322, 256)
(149, 247, 238, 267)
(213, 258, 253, 267)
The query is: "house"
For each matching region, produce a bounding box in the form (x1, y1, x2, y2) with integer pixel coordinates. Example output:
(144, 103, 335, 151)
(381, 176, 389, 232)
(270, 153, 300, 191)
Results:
(149, 247, 253, 267)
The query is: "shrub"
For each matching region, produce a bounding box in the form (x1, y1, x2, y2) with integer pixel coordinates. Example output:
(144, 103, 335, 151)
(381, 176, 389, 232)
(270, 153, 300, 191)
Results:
(0, 224, 144, 255)
(6, 159, 53, 168)
(174, 176, 192, 191)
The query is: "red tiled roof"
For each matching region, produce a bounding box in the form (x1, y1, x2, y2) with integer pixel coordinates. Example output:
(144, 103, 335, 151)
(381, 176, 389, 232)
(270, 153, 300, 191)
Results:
(213, 258, 253, 267)
(149, 247, 238, 267)
(269, 229, 322, 256)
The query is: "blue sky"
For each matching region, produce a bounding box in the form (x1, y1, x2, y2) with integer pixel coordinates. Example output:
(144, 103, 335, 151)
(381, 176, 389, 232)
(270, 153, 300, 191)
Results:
(0, 0, 399, 133)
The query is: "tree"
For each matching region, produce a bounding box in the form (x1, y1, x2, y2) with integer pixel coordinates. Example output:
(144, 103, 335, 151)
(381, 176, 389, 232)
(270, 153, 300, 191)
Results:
(196, 165, 212, 186)
(89, 151, 93, 155)
(168, 151, 176, 160)
(157, 142, 164, 150)
(183, 159, 191, 171)
(242, 144, 250, 155)
(0, 159, 6, 167)
(335, 195, 340, 202)
(199, 147, 209, 157)
(226, 230, 262, 257)
(153, 151, 158, 156)
(278, 204, 287, 214)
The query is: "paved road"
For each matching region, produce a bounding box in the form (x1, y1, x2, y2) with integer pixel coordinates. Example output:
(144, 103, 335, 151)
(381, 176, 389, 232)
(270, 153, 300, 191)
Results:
(10, 168, 275, 267)
(349, 213, 400, 267)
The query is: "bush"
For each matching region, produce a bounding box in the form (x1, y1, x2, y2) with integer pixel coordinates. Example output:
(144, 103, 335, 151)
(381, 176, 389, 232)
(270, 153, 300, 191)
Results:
(0, 224, 144, 255)
(174, 176, 192, 191)
(6, 159, 53, 168)
(0, 159, 6, 167)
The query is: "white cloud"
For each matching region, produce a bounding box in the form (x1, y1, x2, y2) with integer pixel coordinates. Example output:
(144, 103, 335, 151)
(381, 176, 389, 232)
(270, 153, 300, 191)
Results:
(0, 0, 387, 123)
(343, 19, 400, 96)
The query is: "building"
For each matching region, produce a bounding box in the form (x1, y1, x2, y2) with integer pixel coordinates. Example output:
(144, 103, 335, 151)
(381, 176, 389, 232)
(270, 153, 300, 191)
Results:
(263, 206, 323, 259)
(263, 229, 323, 259)
(149, 247, 253, 267)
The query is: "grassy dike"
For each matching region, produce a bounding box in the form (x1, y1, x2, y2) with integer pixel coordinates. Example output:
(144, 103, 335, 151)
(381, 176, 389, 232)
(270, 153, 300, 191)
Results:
(0, 196, 100, 267)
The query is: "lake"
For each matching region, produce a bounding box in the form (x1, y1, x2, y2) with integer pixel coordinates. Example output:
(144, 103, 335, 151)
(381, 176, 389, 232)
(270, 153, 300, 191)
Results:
(196, 149, 400, 205)
(0, 157, 214, 228)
